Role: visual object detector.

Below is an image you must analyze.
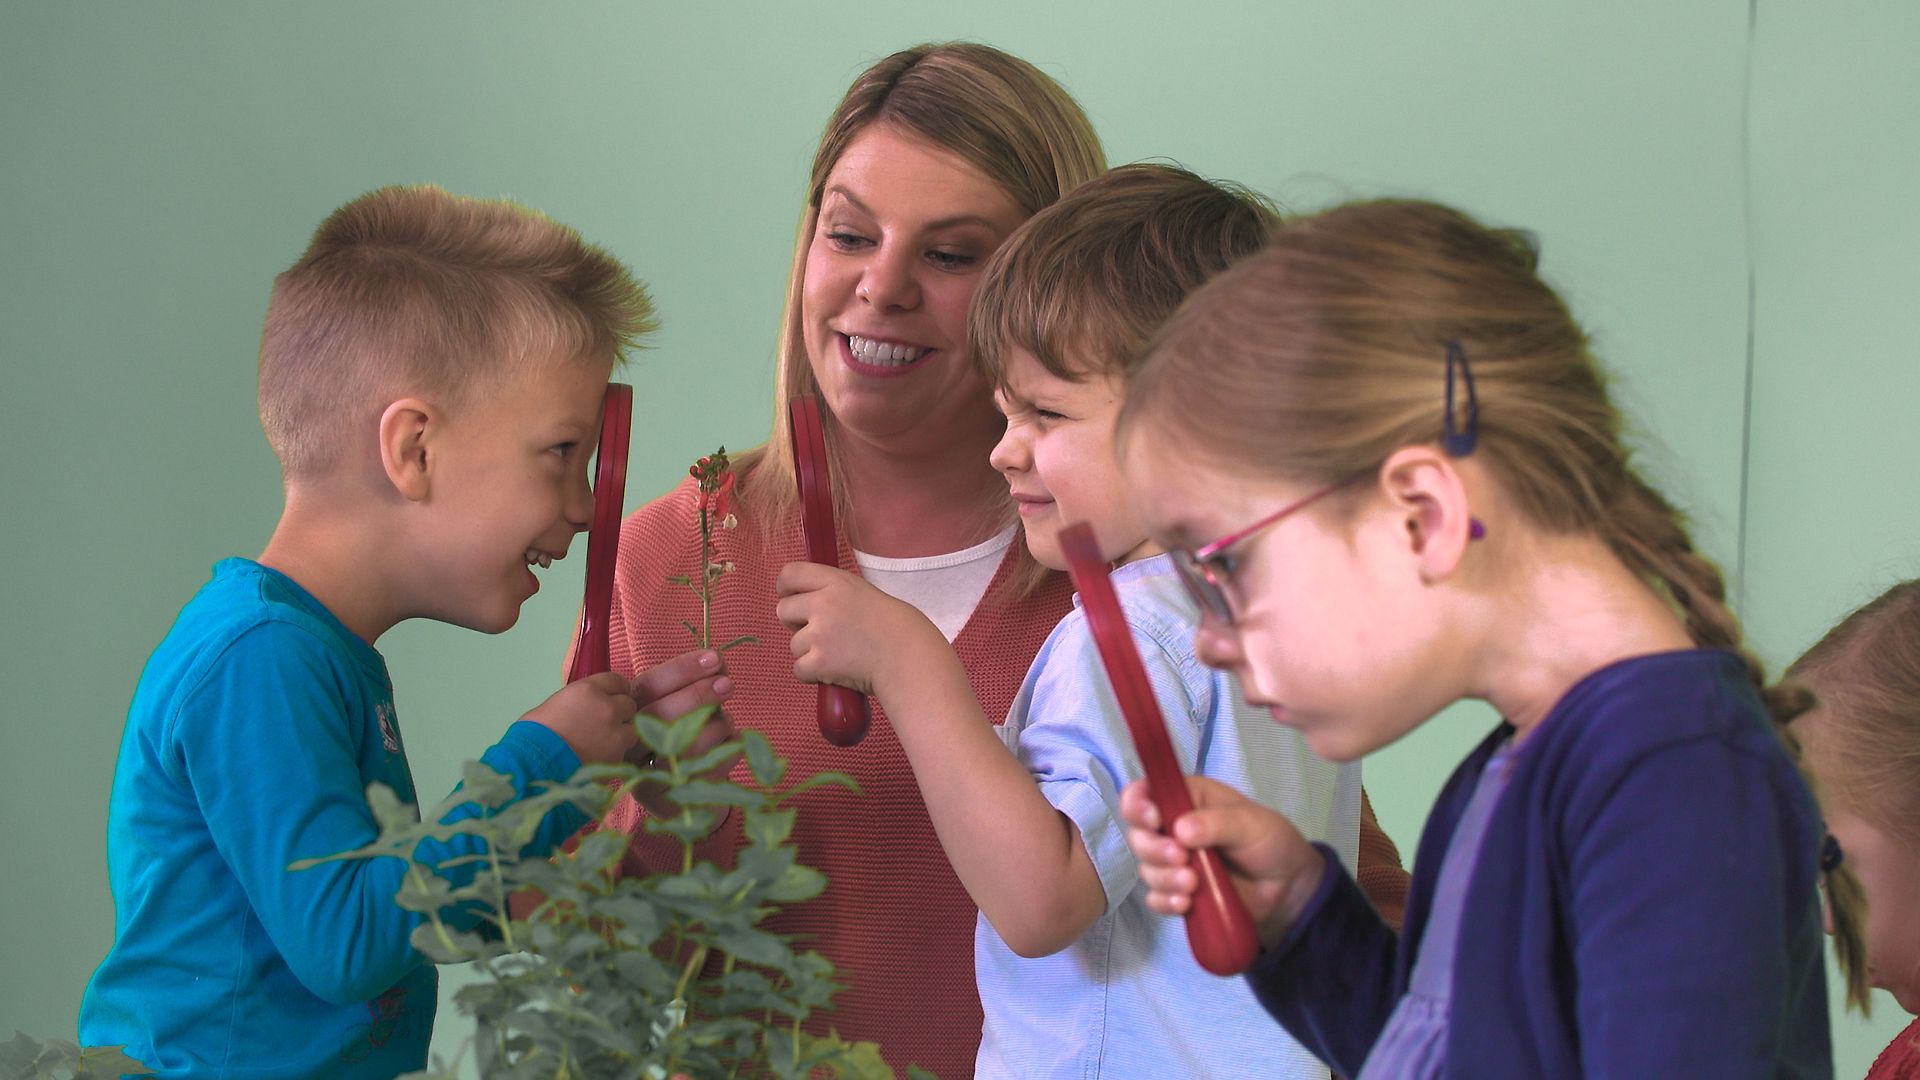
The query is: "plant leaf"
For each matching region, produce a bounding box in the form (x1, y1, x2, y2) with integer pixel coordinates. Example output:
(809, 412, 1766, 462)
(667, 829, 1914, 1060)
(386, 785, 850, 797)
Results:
(742, 729, 784, 787)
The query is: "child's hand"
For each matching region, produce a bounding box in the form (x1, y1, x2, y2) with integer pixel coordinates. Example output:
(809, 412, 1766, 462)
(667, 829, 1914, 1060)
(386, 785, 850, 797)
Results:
(523, 671, 646, 764)
(624, 648, 734, 769)
(775, 561, 943, 702)
(1120, 776, 1329, 948)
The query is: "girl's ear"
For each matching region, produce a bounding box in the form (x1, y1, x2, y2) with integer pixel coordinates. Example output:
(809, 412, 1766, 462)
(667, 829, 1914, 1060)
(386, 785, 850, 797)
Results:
(1377, 446, 1475, 583)
(378, 398, 436, 502)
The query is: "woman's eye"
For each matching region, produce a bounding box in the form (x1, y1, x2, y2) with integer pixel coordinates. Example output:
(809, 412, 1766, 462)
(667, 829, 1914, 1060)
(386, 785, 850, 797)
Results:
(825, 230, 871, 252)
(927, 249, 974, 270)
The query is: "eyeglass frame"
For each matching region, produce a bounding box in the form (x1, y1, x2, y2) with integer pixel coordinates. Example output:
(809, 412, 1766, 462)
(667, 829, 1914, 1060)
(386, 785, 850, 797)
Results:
(1172, 471, 1366, 625)
(1171, 340, 1485, 625)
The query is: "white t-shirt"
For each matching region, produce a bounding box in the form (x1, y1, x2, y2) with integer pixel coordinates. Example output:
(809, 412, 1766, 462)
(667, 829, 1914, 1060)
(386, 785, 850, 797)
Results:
(854, 525, 1018, 642)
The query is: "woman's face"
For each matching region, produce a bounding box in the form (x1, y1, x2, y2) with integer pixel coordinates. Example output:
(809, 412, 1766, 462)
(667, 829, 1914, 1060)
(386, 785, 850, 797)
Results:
(800, 124, 1029, 455)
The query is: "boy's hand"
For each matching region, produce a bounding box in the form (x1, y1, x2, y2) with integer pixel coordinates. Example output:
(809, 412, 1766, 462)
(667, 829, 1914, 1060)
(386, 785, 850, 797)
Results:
(775, 561, 941, 702)
(1119, 776, 1329, 949)
(626, 649, 739, 817)
(625, 648, 734, 767)
(523, 671, 645, 764)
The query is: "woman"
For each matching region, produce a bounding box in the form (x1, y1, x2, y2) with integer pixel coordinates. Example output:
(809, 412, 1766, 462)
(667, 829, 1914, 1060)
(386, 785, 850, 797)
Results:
(598, 43, 1408, 1077)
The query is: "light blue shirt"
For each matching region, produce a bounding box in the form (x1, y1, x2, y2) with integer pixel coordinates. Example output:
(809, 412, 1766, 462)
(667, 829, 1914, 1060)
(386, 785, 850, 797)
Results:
(80, 559, 590, 1078)
(974, 554, 1362, 1080)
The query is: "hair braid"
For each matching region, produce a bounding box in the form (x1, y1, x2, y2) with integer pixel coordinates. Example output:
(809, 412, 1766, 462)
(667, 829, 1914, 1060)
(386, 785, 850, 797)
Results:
(1601, 472, 1866, 1007)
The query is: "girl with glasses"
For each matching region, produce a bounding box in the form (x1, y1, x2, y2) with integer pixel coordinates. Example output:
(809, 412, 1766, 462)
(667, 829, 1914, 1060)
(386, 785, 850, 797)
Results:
(1116, 198, 1843, 1078)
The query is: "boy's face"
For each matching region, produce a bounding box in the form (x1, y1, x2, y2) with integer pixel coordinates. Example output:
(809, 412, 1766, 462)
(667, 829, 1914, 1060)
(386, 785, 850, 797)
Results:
(413, 355, 609, 633)
(988, 348, 1156, 570)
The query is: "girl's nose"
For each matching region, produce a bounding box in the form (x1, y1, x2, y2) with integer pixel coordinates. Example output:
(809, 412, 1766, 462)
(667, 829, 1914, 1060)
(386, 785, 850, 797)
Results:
(1192, 618, 1245, 671)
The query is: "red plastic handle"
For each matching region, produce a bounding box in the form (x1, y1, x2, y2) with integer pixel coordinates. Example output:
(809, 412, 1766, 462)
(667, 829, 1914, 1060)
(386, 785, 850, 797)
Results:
(788, 394, 872, 746)
(1058, 522, 1260, 975)
(567, 383, 633, 684)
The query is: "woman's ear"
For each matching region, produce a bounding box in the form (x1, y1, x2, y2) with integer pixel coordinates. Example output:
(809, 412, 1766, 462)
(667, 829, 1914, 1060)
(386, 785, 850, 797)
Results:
(378, 398, 436, 502)
(1377, 446, 1475, 583)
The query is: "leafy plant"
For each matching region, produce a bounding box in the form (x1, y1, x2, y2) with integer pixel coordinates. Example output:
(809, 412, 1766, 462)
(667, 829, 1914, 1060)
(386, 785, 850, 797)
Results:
(0, 1034, 150, 1080)
(300, 707, 933, 1080)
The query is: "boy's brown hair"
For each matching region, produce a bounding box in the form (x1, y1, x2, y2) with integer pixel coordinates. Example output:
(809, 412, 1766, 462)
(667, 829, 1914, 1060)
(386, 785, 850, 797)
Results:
(259, 185, 656, 480)
(969, 163, 1278, 388)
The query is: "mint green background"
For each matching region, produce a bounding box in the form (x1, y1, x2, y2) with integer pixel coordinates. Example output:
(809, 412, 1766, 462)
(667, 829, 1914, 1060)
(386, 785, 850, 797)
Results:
(2, 3, 1912, 1073)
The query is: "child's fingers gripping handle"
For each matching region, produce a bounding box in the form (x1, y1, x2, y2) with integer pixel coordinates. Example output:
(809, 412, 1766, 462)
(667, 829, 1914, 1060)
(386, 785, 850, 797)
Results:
(1163, 802, 1263, 976)
(1060, 520, 1259, 975)
(789, 394, 872, 746)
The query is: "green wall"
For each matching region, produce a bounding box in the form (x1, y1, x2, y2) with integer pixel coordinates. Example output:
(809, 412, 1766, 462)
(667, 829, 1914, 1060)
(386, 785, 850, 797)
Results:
(1, 2, 1911, 1073)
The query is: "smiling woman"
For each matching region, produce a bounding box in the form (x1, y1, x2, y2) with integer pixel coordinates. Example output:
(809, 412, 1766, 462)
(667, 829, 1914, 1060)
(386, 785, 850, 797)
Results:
(588, 43, 1407, 1077)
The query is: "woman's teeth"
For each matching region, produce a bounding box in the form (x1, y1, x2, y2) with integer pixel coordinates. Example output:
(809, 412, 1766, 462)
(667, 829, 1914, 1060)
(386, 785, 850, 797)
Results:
(847, 334, 928, 366)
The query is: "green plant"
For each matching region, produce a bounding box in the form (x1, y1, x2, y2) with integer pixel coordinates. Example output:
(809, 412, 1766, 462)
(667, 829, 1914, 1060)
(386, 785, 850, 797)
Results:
(301, 707, 933, 1080)
(0, 1034, 149, 1080)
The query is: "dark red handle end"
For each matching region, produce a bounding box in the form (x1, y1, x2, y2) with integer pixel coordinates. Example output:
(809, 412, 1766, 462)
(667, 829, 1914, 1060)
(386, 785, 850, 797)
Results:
(817, 686, 871, 747)
(1186, 847, 1262, 975)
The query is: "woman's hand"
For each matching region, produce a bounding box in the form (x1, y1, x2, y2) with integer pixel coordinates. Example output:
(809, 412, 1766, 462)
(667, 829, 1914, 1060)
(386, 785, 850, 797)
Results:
(1119, 775, 1330, 948)
(775, 561, 945, 702)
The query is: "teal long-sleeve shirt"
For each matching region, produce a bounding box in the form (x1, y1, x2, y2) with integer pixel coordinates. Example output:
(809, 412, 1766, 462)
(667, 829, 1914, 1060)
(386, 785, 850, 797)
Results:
(80, 558, 589, 1078)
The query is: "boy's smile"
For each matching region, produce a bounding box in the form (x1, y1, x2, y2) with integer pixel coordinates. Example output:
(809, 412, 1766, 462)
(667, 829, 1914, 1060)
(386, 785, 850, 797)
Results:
(989, 349, 1157, 572)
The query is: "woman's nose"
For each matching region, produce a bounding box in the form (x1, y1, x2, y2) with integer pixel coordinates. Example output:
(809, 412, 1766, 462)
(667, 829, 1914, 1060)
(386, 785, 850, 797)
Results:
(858, 244, 921, 310)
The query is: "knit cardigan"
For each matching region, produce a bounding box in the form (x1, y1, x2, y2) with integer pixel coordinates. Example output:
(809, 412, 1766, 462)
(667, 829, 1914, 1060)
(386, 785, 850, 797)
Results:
(596, 474, 1408, 1078)
(1871, 1017, 1920, 1080)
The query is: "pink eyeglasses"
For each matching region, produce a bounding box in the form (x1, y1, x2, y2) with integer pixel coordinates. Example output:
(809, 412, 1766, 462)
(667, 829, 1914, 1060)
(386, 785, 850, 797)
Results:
(1171, 474, 1362, 625)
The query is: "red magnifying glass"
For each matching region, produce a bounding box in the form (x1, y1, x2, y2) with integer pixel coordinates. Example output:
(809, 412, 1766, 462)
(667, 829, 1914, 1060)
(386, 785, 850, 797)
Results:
(567, 383, 632, 683)
(1058, 521, 1260, 976)
(789, 394, 872, 746)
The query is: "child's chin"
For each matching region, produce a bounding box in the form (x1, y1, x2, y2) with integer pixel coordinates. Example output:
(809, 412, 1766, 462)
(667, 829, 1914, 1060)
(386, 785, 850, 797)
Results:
(1019, 527, 1069, 573)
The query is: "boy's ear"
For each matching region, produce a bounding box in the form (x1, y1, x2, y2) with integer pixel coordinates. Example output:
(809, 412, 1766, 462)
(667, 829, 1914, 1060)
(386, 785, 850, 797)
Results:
(378, 398, 436, 502)
(1377, 446, 1474, 584)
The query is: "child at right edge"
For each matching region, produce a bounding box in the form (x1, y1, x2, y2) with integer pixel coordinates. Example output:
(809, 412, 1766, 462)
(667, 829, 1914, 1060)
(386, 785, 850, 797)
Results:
(1789, 580, 1920, 1078)
(776, 164, 1368, 1079)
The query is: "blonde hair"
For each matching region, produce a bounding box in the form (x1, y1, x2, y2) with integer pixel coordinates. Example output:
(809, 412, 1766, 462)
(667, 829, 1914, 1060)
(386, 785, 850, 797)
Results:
(259, 185, 656, 480)
(970, 163, 1277, 389)
(1122, 196, 1855, 995)
(1790, 579, 1920, 1010)
(732, 42, 1106, 594)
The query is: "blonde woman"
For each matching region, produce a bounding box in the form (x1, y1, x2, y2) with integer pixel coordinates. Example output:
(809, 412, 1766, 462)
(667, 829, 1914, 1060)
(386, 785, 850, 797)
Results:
(596, 44, 1408, 1075)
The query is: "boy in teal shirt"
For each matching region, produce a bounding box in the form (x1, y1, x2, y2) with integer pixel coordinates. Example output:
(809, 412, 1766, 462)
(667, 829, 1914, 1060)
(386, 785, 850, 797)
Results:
(79, 186, 726, 1077)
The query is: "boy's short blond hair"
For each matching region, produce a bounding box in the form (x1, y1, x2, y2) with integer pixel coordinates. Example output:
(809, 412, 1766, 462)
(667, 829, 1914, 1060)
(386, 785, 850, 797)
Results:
(259, 185, 656, 479)
(969, 163, 1277, 388)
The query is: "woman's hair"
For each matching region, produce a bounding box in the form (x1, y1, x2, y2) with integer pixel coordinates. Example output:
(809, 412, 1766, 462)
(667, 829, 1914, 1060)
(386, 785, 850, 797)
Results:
(1120, 197, 1861, 996)
(1789, 579, 1920, 1009)
(734, 42, 1106, 592)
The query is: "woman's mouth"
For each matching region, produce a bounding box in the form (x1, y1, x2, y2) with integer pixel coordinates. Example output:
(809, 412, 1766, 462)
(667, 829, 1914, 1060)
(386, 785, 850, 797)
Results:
(842, 333, 931, 376)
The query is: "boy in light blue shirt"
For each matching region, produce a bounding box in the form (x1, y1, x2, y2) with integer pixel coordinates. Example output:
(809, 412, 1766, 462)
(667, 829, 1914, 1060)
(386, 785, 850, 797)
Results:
(777, 165, 1362, 1078)
(80, 186, 726, 1077)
